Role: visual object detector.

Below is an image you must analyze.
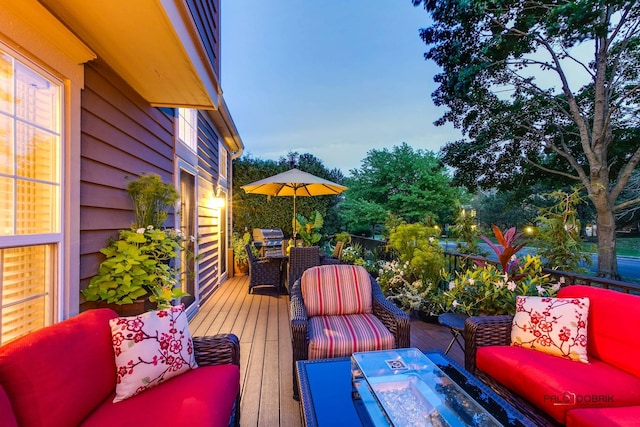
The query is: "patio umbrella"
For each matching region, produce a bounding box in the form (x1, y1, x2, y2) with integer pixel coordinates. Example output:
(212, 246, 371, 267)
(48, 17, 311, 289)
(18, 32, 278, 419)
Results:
(241, 168, 348, 238)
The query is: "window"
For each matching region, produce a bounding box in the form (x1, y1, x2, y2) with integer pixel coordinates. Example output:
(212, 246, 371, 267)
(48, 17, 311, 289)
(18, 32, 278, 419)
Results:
(0, 47, 62, 344)
(219, 142, 228, 181)
(177, 108, 197, 152)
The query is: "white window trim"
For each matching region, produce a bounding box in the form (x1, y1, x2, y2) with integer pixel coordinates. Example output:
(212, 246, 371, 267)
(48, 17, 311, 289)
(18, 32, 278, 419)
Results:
(218, 141, 228, 184)
(0, 2, 94, 321)
(177, 108, 198, 153)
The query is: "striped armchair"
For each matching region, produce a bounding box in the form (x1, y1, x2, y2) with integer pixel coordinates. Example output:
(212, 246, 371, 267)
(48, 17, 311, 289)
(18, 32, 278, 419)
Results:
(290, 264, 410, 398)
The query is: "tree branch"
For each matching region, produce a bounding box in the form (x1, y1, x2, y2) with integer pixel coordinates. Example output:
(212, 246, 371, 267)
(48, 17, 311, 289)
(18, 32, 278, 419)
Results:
(614, 197, 640, 212)
(522, 156, 581, 181)
(610, 145, 640, 202)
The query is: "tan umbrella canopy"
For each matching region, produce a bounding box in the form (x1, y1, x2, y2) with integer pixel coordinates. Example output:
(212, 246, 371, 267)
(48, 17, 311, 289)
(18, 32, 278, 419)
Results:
(241, 168, 348, 238)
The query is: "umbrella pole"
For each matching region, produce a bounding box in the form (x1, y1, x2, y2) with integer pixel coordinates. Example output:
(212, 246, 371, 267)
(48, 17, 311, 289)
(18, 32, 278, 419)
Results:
(292, 193, 297, 240)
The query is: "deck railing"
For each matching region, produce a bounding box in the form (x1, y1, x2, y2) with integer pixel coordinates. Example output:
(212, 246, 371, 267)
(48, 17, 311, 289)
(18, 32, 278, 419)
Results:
(347, 235, 640, 294)
(443, 251, 640, 295)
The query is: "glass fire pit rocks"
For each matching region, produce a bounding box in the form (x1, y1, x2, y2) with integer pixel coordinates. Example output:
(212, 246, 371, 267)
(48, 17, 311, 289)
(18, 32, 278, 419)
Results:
(351, 348, 502, 427)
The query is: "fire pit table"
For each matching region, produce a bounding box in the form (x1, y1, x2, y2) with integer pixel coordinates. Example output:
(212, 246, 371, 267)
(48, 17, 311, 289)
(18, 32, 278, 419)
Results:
(296, 349, 536, 427)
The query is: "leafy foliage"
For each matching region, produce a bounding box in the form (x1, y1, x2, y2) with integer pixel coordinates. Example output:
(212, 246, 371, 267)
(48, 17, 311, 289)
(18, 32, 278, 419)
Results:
(82, 227, 189, 308)
(437, 255, 562, 316)
(230, 232, 255, 264)
(84, 174, 188, 309)
(451, 207, 482, 255)
(387, 222, 445, 288)
(377, 260, 440, 314)
(126, 173, 178, 229)
(480, 225, 528, 277)
(295, 211, 324, 246)
(413, 0, 640, 277)
(343, 143, 463, 230)
(473, 189, 539, 231)
(535, 188, 593, 272)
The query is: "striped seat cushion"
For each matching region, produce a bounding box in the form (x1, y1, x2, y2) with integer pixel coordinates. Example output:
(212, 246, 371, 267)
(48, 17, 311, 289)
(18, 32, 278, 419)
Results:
(301, 265, 372, 317)
(308, 314, 395, 360)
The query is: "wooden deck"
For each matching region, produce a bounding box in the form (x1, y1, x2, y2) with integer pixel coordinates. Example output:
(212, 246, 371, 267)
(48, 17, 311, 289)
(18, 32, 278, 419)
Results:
(189, 275, 465, 427)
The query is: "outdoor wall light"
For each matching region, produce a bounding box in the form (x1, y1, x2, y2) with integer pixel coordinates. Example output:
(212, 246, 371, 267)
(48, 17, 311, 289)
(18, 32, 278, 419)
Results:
(210, 196, 225, 209)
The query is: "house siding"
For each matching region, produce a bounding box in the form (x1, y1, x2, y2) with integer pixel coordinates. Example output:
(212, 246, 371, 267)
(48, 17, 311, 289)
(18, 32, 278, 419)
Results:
(79, 58, 176, 292)
(186, 0, 221, 79)
(196, 112, 224, 302)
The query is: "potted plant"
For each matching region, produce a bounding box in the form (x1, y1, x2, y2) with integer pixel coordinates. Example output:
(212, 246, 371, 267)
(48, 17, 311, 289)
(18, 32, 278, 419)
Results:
(231, 232, 253, 276)
(82, 173, 189, 312)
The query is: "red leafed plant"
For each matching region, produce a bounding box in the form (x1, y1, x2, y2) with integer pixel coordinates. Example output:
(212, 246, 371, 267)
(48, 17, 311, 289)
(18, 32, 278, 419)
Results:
(479, 225, 528, 276)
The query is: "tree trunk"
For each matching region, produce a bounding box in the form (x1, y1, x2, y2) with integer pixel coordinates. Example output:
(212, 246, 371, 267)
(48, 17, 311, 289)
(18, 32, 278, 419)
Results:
(592, 193, 619, 279)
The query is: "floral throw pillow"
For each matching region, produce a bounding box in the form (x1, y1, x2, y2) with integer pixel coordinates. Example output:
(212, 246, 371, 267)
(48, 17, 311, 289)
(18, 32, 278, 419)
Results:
(109, 304, 198, 402)
(511, 296, 590, 363)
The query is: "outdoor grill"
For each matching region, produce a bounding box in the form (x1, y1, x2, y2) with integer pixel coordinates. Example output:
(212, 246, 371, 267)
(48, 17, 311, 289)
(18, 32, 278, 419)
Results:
(252, 228, 285, 257)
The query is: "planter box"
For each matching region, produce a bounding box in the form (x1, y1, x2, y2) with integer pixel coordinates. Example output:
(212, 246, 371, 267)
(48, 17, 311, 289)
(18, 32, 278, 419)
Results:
(84, 299, 153, 316)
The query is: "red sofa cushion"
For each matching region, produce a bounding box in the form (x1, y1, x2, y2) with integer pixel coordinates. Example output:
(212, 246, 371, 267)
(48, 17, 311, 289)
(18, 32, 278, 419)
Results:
(566, 406, 640, 427)
(477, 345, 640, 424)
(0, 309, 118, 427)
(558, 285, 640, 378)
(0, 385, 18, 427)
(80, 364, 240, 427)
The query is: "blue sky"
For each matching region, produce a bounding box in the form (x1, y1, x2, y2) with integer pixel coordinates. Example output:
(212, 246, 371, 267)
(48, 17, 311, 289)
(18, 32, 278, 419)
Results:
(221, 1, 462, 175)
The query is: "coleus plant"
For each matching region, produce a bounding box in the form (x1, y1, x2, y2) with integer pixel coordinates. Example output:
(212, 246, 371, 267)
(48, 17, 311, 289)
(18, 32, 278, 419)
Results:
(479, 225, 528, 278)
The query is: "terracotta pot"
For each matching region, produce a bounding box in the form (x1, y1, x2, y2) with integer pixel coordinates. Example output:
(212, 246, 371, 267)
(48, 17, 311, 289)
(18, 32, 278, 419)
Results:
(234, 261, 249, 276)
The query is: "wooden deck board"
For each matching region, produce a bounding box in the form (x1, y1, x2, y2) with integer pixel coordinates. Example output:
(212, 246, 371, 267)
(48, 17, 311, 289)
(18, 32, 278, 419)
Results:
(189, 275, 465, 427)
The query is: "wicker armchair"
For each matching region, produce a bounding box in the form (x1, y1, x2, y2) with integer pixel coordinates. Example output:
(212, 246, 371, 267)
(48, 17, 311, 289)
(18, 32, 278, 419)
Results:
(287, 246, 320, 292)
(290, 264, 411, 399)
(319, 240, 344, 265)
(246, 244, 282, 294)
(193, 334, 241, 427)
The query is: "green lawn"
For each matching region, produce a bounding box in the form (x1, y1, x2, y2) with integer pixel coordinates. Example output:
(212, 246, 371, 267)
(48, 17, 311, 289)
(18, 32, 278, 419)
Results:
(615, 237, 640, 257)
(466, 236, 639, 258)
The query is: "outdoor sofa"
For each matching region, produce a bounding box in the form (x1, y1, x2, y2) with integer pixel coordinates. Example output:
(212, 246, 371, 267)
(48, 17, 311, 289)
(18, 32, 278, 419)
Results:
(0, 308, 240, 427)
(465, 284, 640, 426)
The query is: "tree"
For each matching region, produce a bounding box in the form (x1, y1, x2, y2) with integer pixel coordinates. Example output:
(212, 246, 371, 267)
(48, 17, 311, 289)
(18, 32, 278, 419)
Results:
(344, 142, 463, 228)
(414, 0, 640, 278)
(474, 189, 539, 232)
(535, 188, 593, 272)
(338, 198, 388, 237)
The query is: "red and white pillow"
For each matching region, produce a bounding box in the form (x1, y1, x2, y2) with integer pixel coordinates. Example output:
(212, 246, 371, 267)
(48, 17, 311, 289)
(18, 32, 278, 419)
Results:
(511, 296, 590, 363)
(109, 304, 198, 402)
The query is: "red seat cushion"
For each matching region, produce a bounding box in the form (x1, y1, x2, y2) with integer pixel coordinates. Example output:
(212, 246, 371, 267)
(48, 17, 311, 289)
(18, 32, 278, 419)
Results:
(477, 346, 640, 424)
(558, 285, 640, 378)
(308, 313, 395, 359)
(80, 364, 240, 427)
(0, 309, 118, 427)
(566, 406, 640, 427)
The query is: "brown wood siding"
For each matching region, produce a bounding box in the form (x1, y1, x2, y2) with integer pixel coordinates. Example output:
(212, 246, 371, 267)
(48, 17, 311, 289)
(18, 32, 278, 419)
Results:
(79, 58, 176, 292)
(186, 0, 221, 79)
